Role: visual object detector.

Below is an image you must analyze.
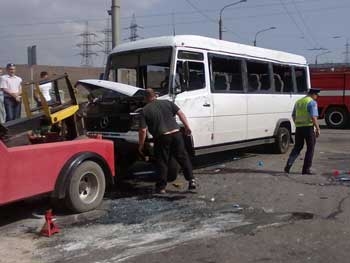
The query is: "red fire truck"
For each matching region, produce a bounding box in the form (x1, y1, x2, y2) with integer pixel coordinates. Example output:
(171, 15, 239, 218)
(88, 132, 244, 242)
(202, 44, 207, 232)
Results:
(310, 68, 350, 128)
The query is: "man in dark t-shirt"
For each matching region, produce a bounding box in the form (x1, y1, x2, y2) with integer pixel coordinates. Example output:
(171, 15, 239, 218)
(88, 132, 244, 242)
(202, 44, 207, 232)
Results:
(138, 88, 196, 194)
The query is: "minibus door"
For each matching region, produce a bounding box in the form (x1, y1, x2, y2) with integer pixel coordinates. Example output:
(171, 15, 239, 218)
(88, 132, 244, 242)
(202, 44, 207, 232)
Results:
(172, 60, 213, 149)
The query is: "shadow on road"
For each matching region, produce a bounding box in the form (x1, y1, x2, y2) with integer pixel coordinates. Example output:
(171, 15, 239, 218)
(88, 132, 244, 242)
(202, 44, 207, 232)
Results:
(0, 148, 263, 227)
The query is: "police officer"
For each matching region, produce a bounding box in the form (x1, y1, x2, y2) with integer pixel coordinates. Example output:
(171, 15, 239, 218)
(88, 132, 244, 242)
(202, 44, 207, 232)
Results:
(138, 88, 197, 194)
(284, 88, 321, 175)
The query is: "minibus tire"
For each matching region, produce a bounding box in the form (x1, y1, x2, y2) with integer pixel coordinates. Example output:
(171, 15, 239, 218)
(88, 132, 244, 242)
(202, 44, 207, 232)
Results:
(65, 160, 106, 213)
(273, 127, 290, 154)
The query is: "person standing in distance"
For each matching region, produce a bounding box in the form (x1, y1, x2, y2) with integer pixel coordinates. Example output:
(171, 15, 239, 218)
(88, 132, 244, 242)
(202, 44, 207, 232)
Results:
(284, 88, 321, 175)
(138, 88, 197, 194)
(36, 71, 54, 106)
(0, 63, 22, 121)
(0, 67, 5, 123)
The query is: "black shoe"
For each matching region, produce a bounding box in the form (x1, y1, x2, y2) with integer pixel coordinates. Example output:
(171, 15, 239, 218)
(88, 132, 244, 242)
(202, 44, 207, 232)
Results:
(302, 170, 314, 175)
(284, 165, 291, 173)
(156, 188, 166, 194)
(155, 184, 167, 194)
(188, 179, 197, 190)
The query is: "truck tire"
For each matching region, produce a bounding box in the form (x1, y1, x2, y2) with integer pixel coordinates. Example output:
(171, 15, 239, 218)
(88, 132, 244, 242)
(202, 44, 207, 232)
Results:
(167, 157, 179, 182)
(273, 127, 290, 154)
(325, 107, 349, 129)
(65, 160, 106, 213)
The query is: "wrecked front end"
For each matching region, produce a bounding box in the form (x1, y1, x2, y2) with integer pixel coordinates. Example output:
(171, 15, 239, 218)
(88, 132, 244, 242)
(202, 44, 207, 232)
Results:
(76, 80, 179, 182)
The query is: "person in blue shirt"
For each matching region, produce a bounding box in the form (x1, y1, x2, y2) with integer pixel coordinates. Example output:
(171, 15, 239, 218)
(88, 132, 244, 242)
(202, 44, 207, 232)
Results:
(284, 88, 321, 175)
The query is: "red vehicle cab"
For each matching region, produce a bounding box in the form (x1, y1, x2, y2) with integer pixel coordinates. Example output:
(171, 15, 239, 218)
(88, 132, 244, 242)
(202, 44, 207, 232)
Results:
(0, 136, 114, 213)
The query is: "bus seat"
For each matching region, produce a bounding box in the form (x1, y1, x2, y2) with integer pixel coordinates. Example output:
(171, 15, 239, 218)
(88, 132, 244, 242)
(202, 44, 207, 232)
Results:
(248, 74, 260, 92)
(189, 71, 204, 90)
(260, 74, 270, 90)
(214, 75, 227, 90)
(274, 74, 284, 92)
(230, 75, 242, 91)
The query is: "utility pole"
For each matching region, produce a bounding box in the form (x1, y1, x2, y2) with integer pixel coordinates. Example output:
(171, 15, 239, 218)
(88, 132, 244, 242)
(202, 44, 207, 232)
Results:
(344, 39, 350, 65)
(76, 22, 100, 67)
(111, 0, 121, 48)
(99, 18, 112, 65)
(125, 14, 143, 42)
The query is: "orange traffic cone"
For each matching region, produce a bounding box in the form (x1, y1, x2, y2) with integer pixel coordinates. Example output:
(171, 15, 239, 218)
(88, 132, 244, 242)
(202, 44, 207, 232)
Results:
(40, 209, 60, 237)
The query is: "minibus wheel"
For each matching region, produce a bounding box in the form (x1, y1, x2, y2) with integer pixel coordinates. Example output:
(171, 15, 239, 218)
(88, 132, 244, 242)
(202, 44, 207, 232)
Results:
(65, 160, 106, 213)
(273, 127, 290, 154)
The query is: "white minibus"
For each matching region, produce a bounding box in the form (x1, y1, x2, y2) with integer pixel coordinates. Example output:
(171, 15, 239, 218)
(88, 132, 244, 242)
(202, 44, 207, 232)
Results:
(100, 35, 309, 156)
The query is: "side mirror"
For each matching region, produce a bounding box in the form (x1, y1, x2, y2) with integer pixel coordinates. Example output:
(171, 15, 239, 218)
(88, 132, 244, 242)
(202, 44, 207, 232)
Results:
(99, 73, 105, 80)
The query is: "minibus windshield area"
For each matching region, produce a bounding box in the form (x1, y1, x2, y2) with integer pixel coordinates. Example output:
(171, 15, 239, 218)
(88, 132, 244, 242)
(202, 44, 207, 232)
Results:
(106, 47, 172, 96)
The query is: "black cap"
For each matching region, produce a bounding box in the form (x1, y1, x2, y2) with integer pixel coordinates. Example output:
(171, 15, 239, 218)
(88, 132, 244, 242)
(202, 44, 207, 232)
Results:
(6, 63, 15, 68)
(308, 88, 321, 95)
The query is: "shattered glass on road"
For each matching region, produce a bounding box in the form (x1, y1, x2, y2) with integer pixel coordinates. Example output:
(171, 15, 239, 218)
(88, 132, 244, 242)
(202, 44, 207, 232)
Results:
(37, 196, 247, 263)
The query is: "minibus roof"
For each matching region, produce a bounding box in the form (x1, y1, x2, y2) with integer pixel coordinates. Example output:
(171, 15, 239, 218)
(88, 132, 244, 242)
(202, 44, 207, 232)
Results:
(110, 35, 307, 65)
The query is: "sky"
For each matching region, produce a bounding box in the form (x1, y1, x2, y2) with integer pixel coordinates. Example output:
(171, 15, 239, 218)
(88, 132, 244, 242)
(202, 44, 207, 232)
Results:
(0, 0, 349, 67)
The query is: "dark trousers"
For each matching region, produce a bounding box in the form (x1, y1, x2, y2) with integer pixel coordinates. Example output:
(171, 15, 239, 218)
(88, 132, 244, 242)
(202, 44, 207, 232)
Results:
(286, 126, 316, 173)
(154, 131, 194, 188)
(4, 95, 21, 122)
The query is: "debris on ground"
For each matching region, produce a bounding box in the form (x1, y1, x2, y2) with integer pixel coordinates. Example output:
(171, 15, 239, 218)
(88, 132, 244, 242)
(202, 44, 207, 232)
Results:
(172, 182, 182, 188)
(332, 170, 350, 181)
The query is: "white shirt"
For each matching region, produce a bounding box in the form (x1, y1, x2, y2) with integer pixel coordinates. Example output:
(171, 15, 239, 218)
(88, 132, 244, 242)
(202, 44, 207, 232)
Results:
(0, 74, 22, 94)
(0, 77, 3, 100)
(39, 82, 52, 101)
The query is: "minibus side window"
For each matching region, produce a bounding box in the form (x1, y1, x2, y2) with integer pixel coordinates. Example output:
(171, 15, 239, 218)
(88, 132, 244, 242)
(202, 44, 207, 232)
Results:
(175, 61, 205, 93)
(272, 64, 294, 93)
(209, 54, 243, 93)
(246, 60, 271, 93)
(294, 67, 308, 93)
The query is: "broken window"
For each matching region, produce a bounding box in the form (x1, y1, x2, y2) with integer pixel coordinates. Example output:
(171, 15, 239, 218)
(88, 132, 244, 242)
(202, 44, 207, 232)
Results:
(107, 48, 172, 96)
(294, 67, 308, 93)
(272, 64, 294, 93)
(175, 61, 205, 92)
(246, 60, 271, 93)
(209, 54, 243, 93)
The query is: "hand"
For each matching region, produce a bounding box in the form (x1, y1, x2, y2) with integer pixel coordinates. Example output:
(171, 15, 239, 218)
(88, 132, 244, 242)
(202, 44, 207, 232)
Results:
(315, 129, 320, 138)
(184, 126, 192, 136)
(15, 95, 21, 102)
(138, 145, 144, 156)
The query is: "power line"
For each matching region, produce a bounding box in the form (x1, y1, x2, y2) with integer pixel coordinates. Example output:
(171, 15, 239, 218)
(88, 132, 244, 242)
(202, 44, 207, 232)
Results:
(290, 0, 320, 48)
(184, 0, 217, 23)
(184, 0, 246, 41)
(278, 0, 313, 47)
(0, 3, 347, 42)
(0, 1, 347, 30)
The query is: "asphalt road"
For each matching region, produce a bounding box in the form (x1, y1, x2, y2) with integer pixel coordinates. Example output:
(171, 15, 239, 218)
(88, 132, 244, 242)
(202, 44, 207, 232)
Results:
(1, 127, 350, 263)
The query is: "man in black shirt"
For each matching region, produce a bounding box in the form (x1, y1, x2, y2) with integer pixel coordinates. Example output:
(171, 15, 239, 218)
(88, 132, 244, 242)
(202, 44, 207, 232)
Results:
(138, 88, 196, 194)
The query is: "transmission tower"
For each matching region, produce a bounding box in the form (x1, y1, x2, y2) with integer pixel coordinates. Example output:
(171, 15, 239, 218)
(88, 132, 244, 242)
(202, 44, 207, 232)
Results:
(125, 14, 143, 42)
(76, 22, 101, 67)
(99, 18, 112, 65)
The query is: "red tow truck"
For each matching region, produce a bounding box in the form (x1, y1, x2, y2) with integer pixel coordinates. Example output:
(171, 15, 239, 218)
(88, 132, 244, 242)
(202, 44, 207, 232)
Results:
(0, 75, 115, 213)
(310, 67, 350, 128)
